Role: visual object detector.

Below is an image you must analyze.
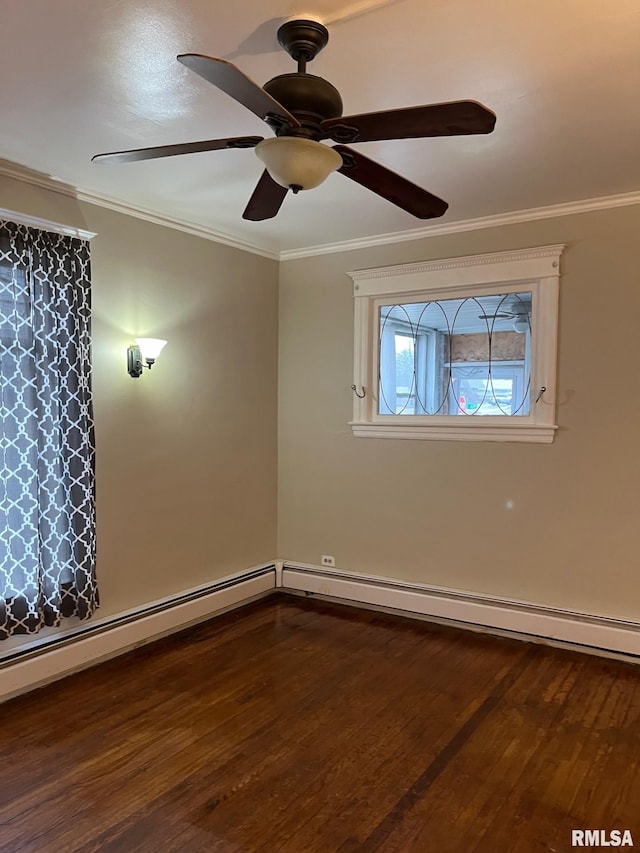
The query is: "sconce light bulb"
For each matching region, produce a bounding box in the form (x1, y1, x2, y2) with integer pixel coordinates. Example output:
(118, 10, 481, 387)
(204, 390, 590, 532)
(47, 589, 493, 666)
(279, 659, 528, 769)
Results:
(135, 338, 167, 361)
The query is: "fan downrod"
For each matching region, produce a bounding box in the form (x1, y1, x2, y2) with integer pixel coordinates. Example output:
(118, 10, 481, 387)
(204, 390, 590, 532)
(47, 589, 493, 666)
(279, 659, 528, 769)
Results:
(277, 19, 329, 70)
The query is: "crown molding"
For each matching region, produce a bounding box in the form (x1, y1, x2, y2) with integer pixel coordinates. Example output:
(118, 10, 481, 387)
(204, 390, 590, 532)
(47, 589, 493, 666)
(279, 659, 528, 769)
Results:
(280, 190, 640, 261)
(2, 158, 639, 264)
(73, 189, 280, 260)
(0, 159, 279, 261)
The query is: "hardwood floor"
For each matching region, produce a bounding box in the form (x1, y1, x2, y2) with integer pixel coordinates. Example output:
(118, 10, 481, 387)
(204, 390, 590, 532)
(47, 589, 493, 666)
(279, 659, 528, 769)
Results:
(1, 593, 639, 852)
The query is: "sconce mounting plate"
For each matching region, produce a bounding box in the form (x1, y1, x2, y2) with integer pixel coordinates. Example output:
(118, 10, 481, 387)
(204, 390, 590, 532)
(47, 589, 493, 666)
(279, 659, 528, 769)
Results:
(127, 344, 143, 378)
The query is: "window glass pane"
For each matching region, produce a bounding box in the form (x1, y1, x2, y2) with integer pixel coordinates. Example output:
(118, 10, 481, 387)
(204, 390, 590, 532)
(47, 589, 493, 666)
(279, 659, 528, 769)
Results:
(448, 364, 528, 416)
(379, 292, 531, 417)
(394, 333, 415, 414)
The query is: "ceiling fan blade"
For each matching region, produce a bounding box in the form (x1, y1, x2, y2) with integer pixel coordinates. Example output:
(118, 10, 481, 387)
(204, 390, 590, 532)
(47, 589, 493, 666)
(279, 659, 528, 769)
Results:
(334, 146, 448, 219)
(479, 313, 513, 320)
(243, 170, 288, 221)
(177, 54, 300, 129)
(91, 136, 264, 164)
(323, 101, 496, 143)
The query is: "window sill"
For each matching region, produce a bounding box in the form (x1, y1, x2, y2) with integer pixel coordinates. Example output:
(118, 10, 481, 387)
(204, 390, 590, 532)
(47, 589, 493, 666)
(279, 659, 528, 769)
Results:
(350, 421, 558, 443)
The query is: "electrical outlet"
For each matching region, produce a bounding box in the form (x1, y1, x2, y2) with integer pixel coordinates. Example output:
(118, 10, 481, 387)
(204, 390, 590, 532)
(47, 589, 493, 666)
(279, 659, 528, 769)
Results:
(321, 555, 336, 567)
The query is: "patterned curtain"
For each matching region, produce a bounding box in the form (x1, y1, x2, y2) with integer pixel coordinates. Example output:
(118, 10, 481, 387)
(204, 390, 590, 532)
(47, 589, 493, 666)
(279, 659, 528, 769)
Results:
(0, 221, 97, 639)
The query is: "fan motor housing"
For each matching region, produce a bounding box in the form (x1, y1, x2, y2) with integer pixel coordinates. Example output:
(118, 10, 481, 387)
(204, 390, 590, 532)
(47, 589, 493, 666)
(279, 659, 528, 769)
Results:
(263, 73, 343, 136)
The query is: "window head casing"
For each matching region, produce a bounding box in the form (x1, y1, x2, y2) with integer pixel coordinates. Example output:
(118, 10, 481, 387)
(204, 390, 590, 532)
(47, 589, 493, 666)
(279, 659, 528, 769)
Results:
(349, 244, 564, 443)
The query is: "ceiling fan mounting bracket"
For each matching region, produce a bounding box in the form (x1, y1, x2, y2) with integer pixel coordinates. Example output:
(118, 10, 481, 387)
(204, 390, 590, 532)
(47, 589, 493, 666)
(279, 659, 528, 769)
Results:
(337, 149, 356, 169)
(325, 123, 360, 144)
(277, 19, 329, 65)
(263, 113, 291, 134)
(227, 136, 264, 149)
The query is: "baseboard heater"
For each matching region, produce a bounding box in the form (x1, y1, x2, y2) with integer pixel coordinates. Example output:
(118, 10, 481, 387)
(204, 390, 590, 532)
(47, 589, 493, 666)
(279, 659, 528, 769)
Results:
(281, 562, 640, 660)
(1, 565, 276, 703)
(5, 560, 640, 703)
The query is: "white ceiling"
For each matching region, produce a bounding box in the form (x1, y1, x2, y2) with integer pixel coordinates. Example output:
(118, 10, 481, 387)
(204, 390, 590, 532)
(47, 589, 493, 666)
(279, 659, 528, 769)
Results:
(1, 0, 639, 257)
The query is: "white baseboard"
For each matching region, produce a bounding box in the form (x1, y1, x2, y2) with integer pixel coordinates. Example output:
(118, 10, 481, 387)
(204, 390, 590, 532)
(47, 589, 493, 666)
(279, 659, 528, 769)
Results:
(282, 562, 640, 661)
(5, 559, 639, 704)
(1, 565, 276, 703)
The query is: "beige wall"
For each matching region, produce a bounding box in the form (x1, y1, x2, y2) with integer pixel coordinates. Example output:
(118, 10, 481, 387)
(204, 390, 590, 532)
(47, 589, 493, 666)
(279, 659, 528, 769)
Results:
(4, 167, 640, 628)
(1, 173, 278, 619)
(278, 204, 640, 621)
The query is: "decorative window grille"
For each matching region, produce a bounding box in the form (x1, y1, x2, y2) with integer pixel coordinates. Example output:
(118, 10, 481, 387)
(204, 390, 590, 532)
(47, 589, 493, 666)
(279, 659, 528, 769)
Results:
(350, 245, 564, 443)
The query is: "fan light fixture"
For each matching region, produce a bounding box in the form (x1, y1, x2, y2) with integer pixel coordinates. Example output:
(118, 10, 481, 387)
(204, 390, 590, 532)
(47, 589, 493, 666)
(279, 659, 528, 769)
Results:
(92, 18, 496, 221)
(127, 338, 167, 378)
(254, 137, 342, 192)
(513, 315, 530, 334)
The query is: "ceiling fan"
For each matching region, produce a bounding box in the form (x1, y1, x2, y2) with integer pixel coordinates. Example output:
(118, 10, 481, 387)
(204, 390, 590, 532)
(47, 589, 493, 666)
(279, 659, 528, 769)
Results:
(92, 19, 496, 222)
(479, 296, 531, 332)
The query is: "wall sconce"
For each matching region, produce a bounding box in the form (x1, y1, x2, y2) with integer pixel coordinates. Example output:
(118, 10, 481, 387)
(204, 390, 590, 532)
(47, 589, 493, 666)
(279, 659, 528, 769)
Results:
(127, 338, 167, 378)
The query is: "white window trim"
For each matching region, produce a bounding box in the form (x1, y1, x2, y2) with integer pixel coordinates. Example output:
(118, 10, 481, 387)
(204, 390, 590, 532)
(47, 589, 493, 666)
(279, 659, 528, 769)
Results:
(349, 244, 565, 443)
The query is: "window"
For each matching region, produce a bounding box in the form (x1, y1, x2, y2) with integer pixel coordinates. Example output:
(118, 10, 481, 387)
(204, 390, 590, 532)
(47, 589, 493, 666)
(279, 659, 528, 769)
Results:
(0, 220, 97, 640)
(350, 245, 564, 442)
(379, 292, 532, 417)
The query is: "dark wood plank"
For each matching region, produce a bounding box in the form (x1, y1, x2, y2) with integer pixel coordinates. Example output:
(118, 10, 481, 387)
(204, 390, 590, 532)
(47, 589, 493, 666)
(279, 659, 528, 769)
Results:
(0, 594, 639, 852)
